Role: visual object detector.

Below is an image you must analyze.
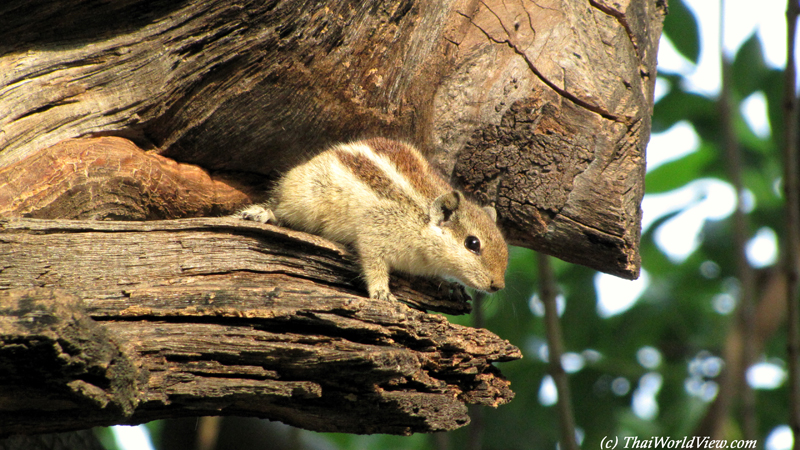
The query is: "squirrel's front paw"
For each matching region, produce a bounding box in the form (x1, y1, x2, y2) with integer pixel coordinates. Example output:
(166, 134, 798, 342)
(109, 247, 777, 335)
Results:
(371, 288, 397, 303)
(234, 204, 276, 224)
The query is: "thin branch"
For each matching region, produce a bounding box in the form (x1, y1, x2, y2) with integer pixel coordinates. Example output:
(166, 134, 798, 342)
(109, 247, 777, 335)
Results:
(718, 0, 758, 440)
(538, 253, 577, 450)
(196, 417, 221, 450)
(784, 0, 800, 446)
(468, 292, 486, 450)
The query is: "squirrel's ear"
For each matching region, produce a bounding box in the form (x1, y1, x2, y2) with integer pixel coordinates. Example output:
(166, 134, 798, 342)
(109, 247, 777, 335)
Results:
(430, 191, 461, 225)
(483, 206, 498, 223)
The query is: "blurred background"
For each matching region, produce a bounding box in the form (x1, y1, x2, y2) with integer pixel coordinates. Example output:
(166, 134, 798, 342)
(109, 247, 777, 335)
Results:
(98, 0, 797, 448)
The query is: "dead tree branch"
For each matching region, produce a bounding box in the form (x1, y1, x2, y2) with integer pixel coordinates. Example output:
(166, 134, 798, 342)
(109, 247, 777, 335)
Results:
(0, 218, 521, 436)
(0, 0, 667, 279)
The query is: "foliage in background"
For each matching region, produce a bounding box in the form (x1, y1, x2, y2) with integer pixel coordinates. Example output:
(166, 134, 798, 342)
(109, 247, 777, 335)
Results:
(314, 2, 793, 448)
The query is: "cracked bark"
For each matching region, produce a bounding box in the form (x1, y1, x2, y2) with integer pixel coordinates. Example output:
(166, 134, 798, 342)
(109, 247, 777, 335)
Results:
(0, 218, 520, 436)
(0, 0, 665, 278)
(0, 0, 664, 435)
(442, 0, 664, 279)
(461, 4, 624, 123)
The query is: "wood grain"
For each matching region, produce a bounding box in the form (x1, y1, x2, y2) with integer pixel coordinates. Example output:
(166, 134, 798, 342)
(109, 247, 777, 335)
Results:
(0, 218, 520, 435)
(0, 0, 666, 278)
(0, 136, 264, 220)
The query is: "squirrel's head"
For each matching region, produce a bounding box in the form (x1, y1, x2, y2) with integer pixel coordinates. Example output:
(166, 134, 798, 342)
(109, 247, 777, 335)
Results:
(429, 191, 508, 293)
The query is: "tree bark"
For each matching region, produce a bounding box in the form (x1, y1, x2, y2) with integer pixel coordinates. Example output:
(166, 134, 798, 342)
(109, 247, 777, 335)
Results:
(0, 0, 666, 436)
(0, 0, 666, 278)
(0, 136, 263, 221)
(0, 218, 520, 436)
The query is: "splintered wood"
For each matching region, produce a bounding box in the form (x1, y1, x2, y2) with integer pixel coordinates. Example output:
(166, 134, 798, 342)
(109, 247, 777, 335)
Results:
(0, 218, 520, 435)
(0, 0, 666, 436)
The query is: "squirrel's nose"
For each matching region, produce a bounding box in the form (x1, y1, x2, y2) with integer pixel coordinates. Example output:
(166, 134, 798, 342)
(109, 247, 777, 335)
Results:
(488, 279, 505, 292)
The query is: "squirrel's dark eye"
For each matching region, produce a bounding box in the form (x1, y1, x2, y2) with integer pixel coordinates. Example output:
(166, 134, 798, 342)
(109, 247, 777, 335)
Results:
(465, 235, 481, 254)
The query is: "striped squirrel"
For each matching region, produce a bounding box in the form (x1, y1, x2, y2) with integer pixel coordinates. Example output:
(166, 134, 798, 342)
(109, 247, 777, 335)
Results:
(237, 138, 508, 302)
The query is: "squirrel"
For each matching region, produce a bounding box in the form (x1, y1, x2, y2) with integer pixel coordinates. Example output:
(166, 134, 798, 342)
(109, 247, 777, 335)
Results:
(236, 138, 508, 302)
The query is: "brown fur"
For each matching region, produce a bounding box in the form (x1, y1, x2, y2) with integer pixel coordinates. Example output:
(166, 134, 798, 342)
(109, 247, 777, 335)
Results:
(365, 138, 450, 200)
(334, 148, 401, 201)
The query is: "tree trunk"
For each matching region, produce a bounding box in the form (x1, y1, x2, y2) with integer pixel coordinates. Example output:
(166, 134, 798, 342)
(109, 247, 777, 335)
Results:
(0, 0, 665, 278)
(0, 218, 520, 436)
(0, 0, 665, 436)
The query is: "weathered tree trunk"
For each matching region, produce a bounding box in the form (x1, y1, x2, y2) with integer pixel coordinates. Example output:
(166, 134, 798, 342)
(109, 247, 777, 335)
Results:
(0, 137, 263, 221)
(0, 0, 665, 278)
(0, 218, 520, 436)
(0, 0, 666, 436)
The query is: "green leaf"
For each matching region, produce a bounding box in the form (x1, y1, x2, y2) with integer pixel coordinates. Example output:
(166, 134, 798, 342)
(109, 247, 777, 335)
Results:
(645, 142, 716, 194)
(763, 68, 787, 148)
(653, 88, 716, 134)
(732, 34, 769, 97)
(662, 0, 700, 64)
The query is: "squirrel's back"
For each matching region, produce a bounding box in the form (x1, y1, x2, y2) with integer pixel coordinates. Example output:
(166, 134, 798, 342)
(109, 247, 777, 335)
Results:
(263, 138, 508, 300)
(272, 138, 449, 239)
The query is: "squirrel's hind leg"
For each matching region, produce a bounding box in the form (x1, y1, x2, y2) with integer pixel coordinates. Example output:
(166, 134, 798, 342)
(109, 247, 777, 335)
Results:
(233, 204, 277, 224)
